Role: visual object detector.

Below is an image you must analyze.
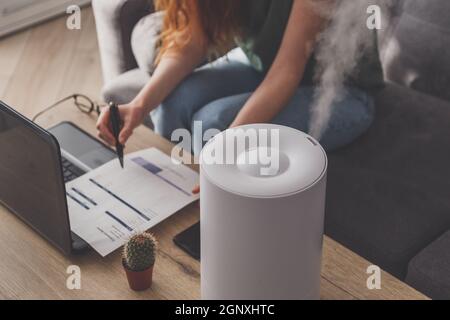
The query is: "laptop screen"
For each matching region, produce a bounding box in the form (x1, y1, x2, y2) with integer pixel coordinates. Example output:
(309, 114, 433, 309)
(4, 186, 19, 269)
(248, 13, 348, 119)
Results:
(0, 102, 72, 254)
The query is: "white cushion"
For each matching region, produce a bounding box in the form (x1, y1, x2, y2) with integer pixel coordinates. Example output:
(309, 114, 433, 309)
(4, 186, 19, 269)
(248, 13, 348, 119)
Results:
(131, 11, 164, 75)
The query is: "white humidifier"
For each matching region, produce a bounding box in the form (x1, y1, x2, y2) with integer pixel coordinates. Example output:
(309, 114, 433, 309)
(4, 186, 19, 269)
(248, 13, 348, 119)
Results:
(200, 124, 327, 300)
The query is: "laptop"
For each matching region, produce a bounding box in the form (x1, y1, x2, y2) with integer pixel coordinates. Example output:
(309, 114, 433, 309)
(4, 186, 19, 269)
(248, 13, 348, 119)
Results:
(0, 101, 116, 255)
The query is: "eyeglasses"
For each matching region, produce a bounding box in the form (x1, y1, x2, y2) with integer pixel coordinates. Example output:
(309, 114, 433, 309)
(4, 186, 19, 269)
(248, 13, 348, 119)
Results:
(32, 94, 103, 123)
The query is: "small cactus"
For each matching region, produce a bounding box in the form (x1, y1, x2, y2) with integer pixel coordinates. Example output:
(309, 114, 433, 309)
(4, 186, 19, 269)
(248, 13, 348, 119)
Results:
(123, 232, 157, 272)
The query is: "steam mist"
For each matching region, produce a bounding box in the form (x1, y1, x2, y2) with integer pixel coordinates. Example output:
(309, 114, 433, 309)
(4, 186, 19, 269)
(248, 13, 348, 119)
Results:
(308, 0, 393, 139)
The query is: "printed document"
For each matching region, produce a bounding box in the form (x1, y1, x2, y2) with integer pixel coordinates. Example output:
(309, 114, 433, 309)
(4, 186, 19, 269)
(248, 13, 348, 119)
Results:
(66, 148, 199, 256)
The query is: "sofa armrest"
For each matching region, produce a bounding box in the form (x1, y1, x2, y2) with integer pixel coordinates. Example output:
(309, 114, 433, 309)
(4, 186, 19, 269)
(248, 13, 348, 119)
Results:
(92, 0, 154, 83)
(406, 230, 450, 300)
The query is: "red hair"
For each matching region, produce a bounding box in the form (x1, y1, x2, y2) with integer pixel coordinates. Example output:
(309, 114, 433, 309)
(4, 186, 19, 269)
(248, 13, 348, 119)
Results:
(154, 0, 245, 61)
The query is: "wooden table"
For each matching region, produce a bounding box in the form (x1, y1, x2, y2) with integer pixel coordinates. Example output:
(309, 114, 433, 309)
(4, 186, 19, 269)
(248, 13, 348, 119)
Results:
(0, 106, 428, 300)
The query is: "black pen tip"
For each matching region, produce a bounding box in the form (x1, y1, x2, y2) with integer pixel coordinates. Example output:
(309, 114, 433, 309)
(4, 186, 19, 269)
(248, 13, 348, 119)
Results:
(119, 158, 124, 169)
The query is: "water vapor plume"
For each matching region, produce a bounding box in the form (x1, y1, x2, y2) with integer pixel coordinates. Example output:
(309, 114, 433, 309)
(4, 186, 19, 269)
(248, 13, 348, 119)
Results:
(308, 0, 394, 139)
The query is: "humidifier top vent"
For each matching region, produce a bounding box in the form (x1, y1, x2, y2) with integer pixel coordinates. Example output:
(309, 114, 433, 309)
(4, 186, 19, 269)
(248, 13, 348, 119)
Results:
(200, 124, 327, 198)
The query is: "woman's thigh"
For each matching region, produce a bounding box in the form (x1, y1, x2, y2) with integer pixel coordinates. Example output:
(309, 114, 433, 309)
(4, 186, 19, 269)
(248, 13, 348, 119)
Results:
(151, 59, 263, 139)
(191, 87, 375, 154)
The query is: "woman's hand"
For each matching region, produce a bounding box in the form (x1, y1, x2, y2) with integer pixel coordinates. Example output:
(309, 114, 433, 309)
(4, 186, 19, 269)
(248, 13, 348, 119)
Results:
(96, 102, 147, 146)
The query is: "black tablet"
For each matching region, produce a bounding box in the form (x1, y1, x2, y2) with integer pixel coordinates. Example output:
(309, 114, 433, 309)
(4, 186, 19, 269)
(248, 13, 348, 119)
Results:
(173, 222, 200, 261)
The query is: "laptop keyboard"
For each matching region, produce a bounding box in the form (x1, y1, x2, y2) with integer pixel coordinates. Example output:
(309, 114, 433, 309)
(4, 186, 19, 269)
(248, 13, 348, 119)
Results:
(61, 156, 88, 249)
(61, 157, 86, 182)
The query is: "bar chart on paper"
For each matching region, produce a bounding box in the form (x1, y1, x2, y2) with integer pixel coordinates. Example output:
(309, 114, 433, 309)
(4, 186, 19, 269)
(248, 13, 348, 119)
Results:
(66, 148, 199, 256)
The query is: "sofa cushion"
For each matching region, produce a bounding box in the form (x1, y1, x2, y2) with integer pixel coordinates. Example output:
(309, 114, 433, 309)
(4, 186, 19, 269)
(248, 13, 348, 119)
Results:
(406, 231, 450, 300)
(92, 0, 154, 81)
(101, 68, 150, 104)
(325, 83, 450, 279)
(382, 0, 450, 102)
(131, 11, 164, 75)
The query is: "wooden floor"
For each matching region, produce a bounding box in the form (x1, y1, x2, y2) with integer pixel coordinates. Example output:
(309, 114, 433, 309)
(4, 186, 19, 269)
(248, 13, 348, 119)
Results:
(0, 6, 103, 119)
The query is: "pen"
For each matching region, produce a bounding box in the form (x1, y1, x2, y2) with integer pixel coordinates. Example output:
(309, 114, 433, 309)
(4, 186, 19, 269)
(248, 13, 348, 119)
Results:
(109, 101, 124, 168)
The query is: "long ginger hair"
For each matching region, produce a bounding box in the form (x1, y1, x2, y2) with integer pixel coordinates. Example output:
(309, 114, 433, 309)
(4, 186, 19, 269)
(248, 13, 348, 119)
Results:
(154, 0, 247, 62)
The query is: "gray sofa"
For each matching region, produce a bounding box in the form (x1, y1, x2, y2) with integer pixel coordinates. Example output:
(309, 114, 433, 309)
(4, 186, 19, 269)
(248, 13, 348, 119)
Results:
(92, 0, 450, 299)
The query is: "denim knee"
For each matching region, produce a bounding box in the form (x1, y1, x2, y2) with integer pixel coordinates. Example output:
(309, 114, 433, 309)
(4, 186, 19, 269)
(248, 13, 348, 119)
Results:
(319, 93, 375, 151)
(151, 80, 202, 140)
(151, 104, 180, 140)
(191, 112, 224, 156)
(190, 94, 248, 155)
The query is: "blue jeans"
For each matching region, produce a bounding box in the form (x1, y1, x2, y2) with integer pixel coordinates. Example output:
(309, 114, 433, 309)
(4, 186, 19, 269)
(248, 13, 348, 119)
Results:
(151, 59, 375, 155)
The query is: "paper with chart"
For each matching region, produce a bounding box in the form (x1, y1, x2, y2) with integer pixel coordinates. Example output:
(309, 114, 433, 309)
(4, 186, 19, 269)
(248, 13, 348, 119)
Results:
(66, 148, 199, 256)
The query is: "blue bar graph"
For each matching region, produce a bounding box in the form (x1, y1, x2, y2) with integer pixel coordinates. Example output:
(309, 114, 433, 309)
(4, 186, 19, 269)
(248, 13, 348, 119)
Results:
(132, 157, 191, 196)
(105, 211, 133, 232)
(66, 192, 89, 210)
(89, 178, 151, 221)
(72, 187, 97, 206)
(132, 157, 162, 174)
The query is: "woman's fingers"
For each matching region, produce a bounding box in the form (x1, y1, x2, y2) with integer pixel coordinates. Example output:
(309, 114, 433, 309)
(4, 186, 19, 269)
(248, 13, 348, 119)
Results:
(192, 185, 200, 194)
(119, 126, 133, 145)
(96, 109, 116, 145)
(98, 132, 115, 146)
(97, 124, 115, 145)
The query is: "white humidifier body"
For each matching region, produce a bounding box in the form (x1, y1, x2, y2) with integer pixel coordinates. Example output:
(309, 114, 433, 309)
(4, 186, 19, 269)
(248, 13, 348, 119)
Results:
(200, 124, 328, 300)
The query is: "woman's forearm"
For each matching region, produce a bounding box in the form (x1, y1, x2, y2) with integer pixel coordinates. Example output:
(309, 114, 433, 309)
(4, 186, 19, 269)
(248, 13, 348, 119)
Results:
(231, 0, 323, 128)
(230, 68, 303, 127)
(132, 0, 208, 113)
(132, 45, 207, 113)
